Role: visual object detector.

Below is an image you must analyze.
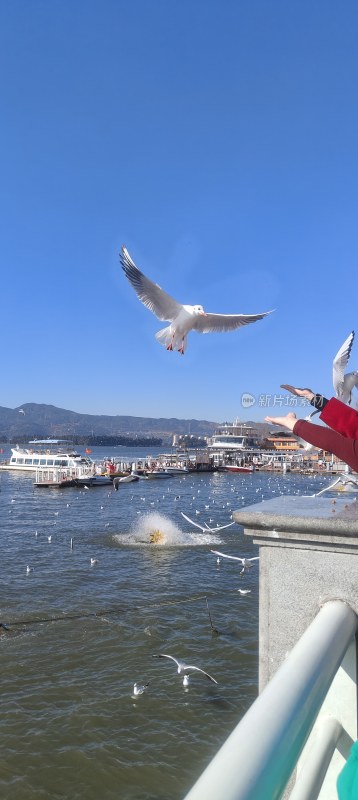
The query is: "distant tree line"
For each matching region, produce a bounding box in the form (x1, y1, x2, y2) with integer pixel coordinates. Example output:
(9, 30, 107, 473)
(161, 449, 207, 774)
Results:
(6, 434, 162, 447)
(72, 435, 163, 447)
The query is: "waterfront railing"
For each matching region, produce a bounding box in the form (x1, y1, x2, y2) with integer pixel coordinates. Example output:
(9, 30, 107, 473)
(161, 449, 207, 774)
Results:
(183, 495, 358, 800)
(183, 601, 357, 800)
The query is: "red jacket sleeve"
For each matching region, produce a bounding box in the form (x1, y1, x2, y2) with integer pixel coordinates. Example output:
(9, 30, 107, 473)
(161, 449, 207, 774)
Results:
(293, 419, 358, 473)
(320, 398, 358, 439)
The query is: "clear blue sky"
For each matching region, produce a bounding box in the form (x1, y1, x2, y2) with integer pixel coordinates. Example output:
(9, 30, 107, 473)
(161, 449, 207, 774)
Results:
(1, 1, 358, 423)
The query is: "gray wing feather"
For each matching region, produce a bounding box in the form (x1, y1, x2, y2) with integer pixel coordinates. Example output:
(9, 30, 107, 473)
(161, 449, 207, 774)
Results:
(187, 665, 218, 683)
(333, 331, 355, 395)
(181, 512, 207, 531)
(191, 310, 273, 334)
(120, 247, 182, 321)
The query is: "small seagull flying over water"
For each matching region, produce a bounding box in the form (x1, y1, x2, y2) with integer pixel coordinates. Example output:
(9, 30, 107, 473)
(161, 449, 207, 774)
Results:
(120, 246, 273, 355)
(132, 682, 149, 696)
(153, 654, 218, 684)
(333, 331, 358, 404)
(210, 550, 259, 574)
(181, 511, 235, 533)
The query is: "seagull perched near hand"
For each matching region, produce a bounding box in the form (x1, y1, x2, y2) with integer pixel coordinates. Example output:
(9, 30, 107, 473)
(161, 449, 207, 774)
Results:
(120, 246, 273, 354)
(153, 654, 218, 684)
(210, 550, 259, 574)
(333, 331, 358, 404)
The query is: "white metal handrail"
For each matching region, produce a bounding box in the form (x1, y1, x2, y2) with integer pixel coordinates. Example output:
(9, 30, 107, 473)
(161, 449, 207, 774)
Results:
(289, 716, 344, 800)
(183, 601, 357, 800)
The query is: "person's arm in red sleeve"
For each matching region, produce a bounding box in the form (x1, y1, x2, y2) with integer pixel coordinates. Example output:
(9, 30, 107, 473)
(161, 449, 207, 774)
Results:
(319, 397, 358, 440)
(294, 418, 358, 473)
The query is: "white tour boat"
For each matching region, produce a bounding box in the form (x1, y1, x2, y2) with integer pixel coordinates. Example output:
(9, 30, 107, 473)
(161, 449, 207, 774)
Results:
(207, 420, 258, 451)
(0, 440, 93, 473)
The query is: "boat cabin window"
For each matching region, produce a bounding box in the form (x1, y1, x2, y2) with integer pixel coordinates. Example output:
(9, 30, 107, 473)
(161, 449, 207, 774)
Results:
(11, 457, 24, 464)
(219, 436, 245, 445)
(32, 459, 40, 465)
(24, 458, 33, 465)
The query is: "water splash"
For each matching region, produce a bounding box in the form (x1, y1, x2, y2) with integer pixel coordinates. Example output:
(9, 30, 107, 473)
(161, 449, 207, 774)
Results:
(115, 512, 221, 547)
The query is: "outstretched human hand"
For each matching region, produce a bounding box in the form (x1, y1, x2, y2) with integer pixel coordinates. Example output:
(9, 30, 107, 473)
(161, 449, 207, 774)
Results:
(265, 412, 298, 431)
(280, 385, 315, 402)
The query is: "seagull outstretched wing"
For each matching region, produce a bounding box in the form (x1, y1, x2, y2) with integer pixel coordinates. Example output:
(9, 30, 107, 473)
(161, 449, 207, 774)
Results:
(192, 310, 273, 334)
(333, 331, 355, 398)
(154, 653, 218, 683)
(120, 246, 182, 321)
(210, 549, 259, 564)
(181, 511, 235, 533)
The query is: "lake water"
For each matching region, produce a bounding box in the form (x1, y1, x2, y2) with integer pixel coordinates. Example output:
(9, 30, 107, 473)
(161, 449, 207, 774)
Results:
(0, 446, 330, 800)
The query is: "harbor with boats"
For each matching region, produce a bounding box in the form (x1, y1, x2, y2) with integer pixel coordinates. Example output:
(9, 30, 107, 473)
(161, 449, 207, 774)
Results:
(0, 413, 355, 489)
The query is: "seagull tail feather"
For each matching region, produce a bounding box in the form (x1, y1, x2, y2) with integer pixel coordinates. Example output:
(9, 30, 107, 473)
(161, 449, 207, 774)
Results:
(155, 325, 174, 348)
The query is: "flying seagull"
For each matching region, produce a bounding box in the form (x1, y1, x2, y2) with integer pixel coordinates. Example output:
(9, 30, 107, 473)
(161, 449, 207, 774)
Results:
(120, 246, 273, 354)
(181, 511, 235, 533)
(210, 549, 259, 574)
(153, 653, 218, 684)
(282, 330, 357, 419)
(132, 682, 149, 696)
(333, 331, 358, 404)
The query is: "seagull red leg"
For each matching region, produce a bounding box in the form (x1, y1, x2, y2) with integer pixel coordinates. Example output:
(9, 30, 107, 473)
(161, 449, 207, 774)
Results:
(178, 336, 186, 355)
(166, 331, 176, 351)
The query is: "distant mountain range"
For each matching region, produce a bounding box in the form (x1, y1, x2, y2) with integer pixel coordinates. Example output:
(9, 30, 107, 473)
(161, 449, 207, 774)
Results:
(0, 403, 220, 443)
(0, 403, 274, 444)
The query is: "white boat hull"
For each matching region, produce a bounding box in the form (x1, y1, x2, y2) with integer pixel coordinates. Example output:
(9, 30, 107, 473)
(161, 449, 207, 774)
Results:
(75, 475, 113, 486)
(113, 475, 139, 489)
(145, 471, 174, 479)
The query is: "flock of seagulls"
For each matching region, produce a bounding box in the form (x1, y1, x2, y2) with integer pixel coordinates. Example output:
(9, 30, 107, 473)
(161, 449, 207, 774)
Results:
(120, 246, 272, 355)
(8, 467, 263, 703)
(9, 474, 262, 582)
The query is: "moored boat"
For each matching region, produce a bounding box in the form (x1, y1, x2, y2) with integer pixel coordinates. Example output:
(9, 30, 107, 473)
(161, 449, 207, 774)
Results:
(161, 466, 190, 475)
(75, 474, 113, 486)
(220, 464, 255, 473)
(113, 474, 139, 489)
(0, 440, 93, 473)
(145, 469, 174, 479)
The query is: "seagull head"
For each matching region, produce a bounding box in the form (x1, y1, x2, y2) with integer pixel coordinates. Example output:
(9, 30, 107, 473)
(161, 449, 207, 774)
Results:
(193, 305, 206, 316)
